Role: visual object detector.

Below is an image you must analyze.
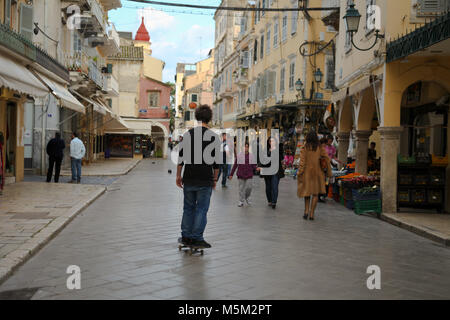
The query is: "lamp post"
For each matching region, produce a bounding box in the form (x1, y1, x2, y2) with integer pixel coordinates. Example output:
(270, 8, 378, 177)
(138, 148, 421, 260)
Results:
(295, 78, 306, 132)
(343, 3, 384, 51)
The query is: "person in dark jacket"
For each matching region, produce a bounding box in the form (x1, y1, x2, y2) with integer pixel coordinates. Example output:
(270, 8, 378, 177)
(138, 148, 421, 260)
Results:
(258, 137, 284, 209)
(46, 132, 65, 183)
(228, 142, 257, 207)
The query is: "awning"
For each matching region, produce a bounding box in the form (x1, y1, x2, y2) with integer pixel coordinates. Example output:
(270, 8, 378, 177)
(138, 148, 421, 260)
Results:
(34, 73, 85, 114)
(122, 119, 152, 135)
(70, 90, 107, 115)
(0, 55, 48, 97)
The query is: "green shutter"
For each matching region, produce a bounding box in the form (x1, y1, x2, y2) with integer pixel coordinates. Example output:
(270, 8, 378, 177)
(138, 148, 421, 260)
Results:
(417, 0, 446, 15)
(4, 0, 11, 27)
(20, 3, 34, 41)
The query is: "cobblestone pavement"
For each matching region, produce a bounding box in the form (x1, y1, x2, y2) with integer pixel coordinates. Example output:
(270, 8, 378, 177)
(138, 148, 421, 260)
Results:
(1, 159, 450, 300)
(0, 182, 106, 283)
(23, 174, 118, 186)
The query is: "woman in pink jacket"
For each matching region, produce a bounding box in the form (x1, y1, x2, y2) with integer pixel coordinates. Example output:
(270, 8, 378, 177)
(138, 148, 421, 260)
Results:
(228, 143, 257, 207)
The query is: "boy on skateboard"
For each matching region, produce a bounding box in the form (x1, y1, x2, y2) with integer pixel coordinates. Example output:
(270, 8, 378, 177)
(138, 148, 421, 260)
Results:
(176, 105, 219, 249)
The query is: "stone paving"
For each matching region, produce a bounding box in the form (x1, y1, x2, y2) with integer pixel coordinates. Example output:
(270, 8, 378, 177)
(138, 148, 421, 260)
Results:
(60, 158, 140, 176)
(0, 182, 106, 284)
(0, 159, 450, 300)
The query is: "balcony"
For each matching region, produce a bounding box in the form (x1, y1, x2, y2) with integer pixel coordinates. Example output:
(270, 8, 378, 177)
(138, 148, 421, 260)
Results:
(88, 59, 106, 89)
(0, 23, 69, 82)
(321, 0, 340, 31)
(103, 74, 119, 96)
(99, 23, 120, 55)
(235, 68, 249, 87)
(220, 89, 233, 99)
(78, 0, 108, 39)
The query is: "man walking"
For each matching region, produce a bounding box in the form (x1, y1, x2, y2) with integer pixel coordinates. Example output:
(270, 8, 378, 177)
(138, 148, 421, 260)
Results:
(46, 132, 65, 183)
(176, 105, 219, 248)
(217, 132, 231, 188)
(69, 132, 85, 184)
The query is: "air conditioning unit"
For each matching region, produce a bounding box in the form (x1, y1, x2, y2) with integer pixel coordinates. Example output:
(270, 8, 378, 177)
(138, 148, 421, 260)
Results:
(276, 94, 283, 104)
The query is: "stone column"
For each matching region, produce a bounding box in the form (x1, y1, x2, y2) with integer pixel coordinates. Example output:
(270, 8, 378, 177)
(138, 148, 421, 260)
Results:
(354, 130, 372, 175)
(336, 132, 350, 169)
(163, 136, 168, 159)
(378, 126, 403, 213)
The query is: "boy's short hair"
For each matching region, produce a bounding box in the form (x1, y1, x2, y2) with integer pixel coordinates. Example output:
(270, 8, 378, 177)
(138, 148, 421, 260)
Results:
(195, 105, 212, 123)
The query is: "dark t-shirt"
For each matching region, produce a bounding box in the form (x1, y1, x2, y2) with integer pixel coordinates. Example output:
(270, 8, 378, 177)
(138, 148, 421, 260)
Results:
(179, 126, 220, 187)
(46, 138, 65, 158)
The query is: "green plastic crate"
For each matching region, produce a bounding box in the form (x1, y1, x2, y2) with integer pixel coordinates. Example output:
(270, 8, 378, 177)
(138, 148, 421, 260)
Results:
(354, 199, 382, 215)
(340, 196, 344, 205)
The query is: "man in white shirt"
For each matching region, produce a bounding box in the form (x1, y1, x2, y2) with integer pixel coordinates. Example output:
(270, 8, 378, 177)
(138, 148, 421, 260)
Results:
(69, 132, 86, 183)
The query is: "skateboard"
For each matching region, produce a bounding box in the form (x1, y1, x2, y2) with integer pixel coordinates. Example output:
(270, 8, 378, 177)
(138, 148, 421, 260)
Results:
(178, 238, 205, 256)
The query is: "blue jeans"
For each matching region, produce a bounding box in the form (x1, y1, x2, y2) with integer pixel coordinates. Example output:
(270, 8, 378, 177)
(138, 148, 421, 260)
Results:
(71, 158, 82, 182)
(218, 164, 230, 186)
(181, 185, 213, 241)
(264, 175, 280, 204)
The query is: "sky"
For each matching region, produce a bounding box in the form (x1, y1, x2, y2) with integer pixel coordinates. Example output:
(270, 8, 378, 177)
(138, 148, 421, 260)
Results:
(109, 0, 222, 83)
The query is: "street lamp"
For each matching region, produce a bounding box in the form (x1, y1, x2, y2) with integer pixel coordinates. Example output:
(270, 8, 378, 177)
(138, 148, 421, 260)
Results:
(314, 68, 323, 84)
(343, 3, 384, 51)
(295, 79, 304, 99)
(246, 98, 251, 108)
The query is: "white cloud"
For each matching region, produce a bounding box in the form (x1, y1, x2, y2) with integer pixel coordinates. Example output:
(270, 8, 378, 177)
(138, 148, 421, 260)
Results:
(137, 7, 176, 32)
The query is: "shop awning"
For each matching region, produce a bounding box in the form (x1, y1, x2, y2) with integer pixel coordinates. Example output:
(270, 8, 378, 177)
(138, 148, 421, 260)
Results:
(70, 90, 107, 115)
(122, 119, 152, 135)
(0, 55, 48, 97)
(35, 73, 85, 114)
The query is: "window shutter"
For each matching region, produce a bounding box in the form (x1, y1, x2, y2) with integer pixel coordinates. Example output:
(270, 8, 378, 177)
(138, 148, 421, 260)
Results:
(20, 4, 34, 41)
(5, 0, 11, 27)
(260, 35, 264, 59)
(256, 77, 261, 101)
(326, 58, 335, 89)
(280, 67, 285, 93)
(242, 51, 249, 68)
(417, 0, 446, 15)
(263, 72, 268, 98)
(291, 10, 298, 34)
(268, 71, 274, 97)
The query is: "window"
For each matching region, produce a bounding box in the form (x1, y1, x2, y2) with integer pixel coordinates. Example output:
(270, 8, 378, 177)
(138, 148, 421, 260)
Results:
(280, 65, 285, 93)
(273, 20, 279, 48)
(325, 56, 335, 89)
(73, 31, 82, 52)
(240, 51, 249, 68)
(191, 94, 198, 102)
(268, 71, 276, 97)
(289, 61, 295, 91)
(4, 0, 11, 27)
(365, 0, 376, 34)
(260, 34, 264, 59)
(148, 91, 160, 107)
(417, 0, 450, 16)
(19, 3, 33, 41)
(262, 0, 266, 16)
(256, 1, 260, 22)
(282, 15, 288, 42)
(291, 8, 298, 34)
(266, 29, 271, 54)
(254, 39, 258, 63)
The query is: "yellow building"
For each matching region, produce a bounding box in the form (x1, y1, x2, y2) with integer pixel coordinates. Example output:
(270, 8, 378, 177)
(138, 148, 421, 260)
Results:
(179, 54, 215, 130)
(213, 0, 336, 151)
(331, 0, 450, 213)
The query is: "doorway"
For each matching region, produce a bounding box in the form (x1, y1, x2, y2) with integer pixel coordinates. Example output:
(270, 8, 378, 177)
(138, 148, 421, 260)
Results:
(5, 102, 16, 177)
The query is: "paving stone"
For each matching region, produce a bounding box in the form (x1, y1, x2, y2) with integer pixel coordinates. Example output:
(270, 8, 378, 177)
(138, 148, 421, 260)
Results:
(1, 159, 450, 299)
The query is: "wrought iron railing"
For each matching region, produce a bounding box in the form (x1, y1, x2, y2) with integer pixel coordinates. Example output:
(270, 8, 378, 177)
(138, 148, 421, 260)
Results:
(88, 59, 106, 89)
(0, 22, 69, 82)
(387, 11, 450, 63)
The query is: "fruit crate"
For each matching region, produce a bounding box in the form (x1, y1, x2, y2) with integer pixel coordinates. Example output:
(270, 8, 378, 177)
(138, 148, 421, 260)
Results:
(428, 190, 443, 204)
(398, 189, 411, 203)
(414, 174, 429, 185)
(398, 174, 413, 185)
(411, 189, 426, 203)
(345, 199, 354, 210)
(398, 154, 415, 164)
(432, 155, 448, 166)
(430, 172, 445, 185)
(352, 189, 380, 201)
(354, 199, 382, 215)
(343, 187, 353, 200)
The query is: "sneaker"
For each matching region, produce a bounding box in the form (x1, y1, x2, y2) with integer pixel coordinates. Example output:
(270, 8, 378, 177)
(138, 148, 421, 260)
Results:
(192, 240, 211, 248)
(271, 203, 276, 209)
(222, 185, 228, 188)
(267, 202, 272, 206)
(237, 201, 244, 207)
(68, 180, 76, 184)
(246, 199, 252, 206)
(178, 237, 192, 245)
